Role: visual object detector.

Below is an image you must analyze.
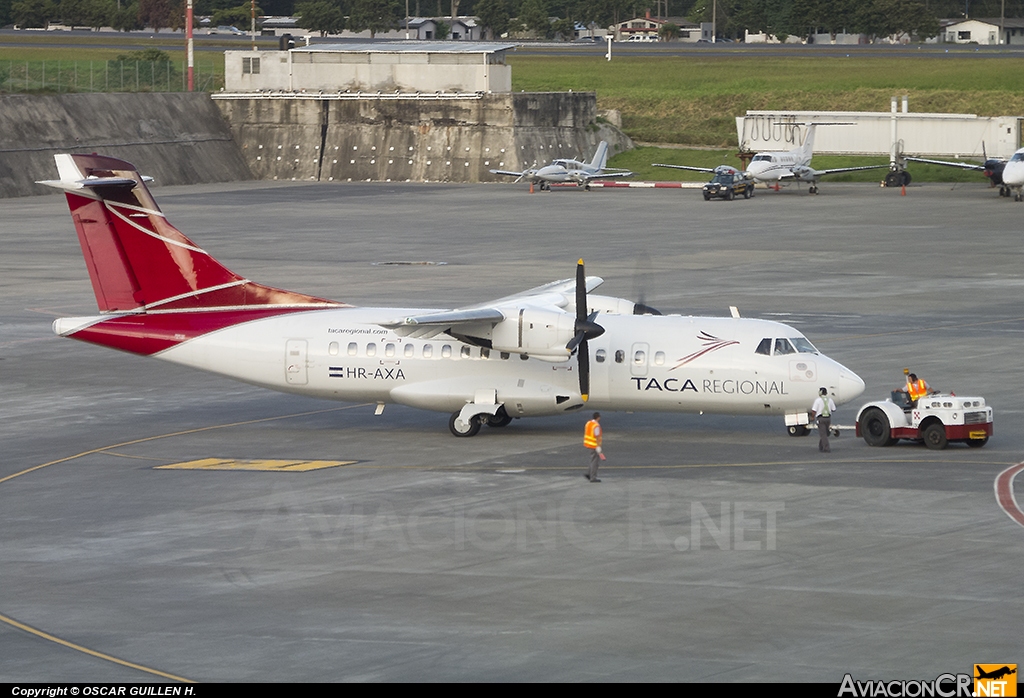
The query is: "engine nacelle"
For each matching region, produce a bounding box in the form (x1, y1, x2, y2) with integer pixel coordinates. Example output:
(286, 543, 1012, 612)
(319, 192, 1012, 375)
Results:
(491, 307, 575, 358)
(586, 294, 637, 315)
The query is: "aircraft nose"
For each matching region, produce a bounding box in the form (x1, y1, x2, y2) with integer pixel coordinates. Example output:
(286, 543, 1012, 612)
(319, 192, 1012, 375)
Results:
(836, 368, 865, 404)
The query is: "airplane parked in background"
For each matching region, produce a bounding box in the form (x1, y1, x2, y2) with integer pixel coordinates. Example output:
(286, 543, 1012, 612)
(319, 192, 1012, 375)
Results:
(997, 147, 1024, 201)
(491, 141, 633, 190)
(654, 124, 888, 194)
(41, 153, 864, 437)
(905, 147, 1014, 197)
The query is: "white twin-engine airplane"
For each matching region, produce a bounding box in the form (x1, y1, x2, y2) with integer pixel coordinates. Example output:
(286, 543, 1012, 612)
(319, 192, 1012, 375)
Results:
(490, 141, 633, 190)
(655, 124, 887, 194)
(42, 153, 864, 437)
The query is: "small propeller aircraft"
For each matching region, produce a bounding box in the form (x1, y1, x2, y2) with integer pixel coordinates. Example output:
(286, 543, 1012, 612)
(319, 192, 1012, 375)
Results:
(654, 124, 887, 194)
(41, 153, 864, 437)
(490, 141, 633, 190)
(906, 146, 1019, 198)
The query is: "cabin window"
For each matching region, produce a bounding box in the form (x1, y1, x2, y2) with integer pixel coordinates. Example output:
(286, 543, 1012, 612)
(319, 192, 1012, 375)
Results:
(423, 344, 433, 358)
(461, 346, 472, 358)
(774, 338, 795, 355)
(500, 352, 510, 360)
(366, 343, 377, 357)
(755, 338, 772, 356)
(442, 344, 452, 358)
(654, 351, 665, 366)
(328, 342, 339, 356)
(385, 343, 395, 357)
(347, 342, 358, 356)
(404, 344, 414, 357)
(615, 350, 625, 364)
(596, 349, 606, 363)
(481, 348, 490, 359)
(520, 353, 529, 361)
(633, 350, 646, 365)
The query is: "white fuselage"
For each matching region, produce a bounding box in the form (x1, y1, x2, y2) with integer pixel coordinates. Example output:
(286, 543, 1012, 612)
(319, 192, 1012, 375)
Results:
(745, 151, 809, 183)
(1000, 148, 1024, 190)
(78, 308, 864, 419)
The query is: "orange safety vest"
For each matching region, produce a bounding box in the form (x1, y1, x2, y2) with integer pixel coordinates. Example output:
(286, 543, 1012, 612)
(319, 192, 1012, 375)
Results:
(584, 420, 602, 449)
(907, 379, 929, 401)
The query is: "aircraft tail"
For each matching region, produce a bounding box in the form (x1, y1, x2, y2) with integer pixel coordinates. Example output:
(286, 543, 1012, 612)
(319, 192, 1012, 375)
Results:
(589, 141, 609, 171)
(798, 125, 816, 162)
(40, 154, 338, 314)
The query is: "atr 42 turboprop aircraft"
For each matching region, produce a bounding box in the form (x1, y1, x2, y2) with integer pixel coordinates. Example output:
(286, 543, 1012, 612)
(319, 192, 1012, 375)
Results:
(654, 124, 887, 194)
(908, 146, 1024, 200)
(490, 141, 633, 190)
(41, 153, 864, 437)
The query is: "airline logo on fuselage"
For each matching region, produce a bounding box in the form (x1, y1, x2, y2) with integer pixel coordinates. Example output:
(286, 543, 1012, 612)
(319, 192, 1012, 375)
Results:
(633, 376, 788, 395)
(671, 331, 740, 370)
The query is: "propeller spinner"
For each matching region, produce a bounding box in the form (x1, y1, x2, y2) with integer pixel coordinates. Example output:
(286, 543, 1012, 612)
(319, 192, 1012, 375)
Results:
(568, 259, 605, 400)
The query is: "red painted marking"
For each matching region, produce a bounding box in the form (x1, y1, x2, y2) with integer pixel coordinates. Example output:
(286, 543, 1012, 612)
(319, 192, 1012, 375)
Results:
(68, 307, 329, 356)
(995, 462, 1024, 528)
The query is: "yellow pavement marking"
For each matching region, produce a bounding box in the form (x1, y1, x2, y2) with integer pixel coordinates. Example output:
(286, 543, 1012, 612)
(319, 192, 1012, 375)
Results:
(0, 402, 371, 681)
(157, 458, 355, 472)
(0, 611, 194, 683)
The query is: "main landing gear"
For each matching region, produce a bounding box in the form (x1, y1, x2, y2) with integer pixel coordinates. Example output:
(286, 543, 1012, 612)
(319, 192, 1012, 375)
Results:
(448, 406, 513, 437)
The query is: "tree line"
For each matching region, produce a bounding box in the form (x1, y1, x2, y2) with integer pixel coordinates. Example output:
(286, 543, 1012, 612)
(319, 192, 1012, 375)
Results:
(4, 0, 1024, 39)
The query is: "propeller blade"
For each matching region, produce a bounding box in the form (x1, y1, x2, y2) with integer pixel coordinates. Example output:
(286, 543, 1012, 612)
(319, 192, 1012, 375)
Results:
(579, 339, 590, 400)
(575, 258, 587, 324)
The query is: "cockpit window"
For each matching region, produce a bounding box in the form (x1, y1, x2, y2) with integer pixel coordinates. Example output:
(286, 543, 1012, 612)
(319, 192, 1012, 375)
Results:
(774, 338, 795, 355)
(790, 337, 818, 354)
(752, 154, 772, 162)
(755, 338, 772, 356)
(1012, 152, 1024, 163)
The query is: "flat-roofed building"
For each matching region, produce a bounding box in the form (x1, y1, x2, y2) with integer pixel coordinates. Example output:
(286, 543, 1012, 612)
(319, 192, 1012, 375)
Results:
(225, 42, 513, 94)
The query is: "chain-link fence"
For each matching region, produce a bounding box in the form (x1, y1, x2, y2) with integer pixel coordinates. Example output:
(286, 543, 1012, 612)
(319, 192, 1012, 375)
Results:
(0, 60, 225, 93)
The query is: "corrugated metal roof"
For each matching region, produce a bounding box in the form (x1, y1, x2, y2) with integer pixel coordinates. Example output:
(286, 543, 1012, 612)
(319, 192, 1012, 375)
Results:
(294, 42, 516, 54)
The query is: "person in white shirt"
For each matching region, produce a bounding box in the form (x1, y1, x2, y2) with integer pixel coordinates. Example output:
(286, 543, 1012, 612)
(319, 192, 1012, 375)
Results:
(810, 387, 837, 453)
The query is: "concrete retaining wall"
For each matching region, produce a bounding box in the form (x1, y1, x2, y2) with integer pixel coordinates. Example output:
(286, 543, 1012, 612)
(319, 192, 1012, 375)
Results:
(0, 93, 253, 198)
(213, 92, 633, 183)
(0, 91, 632, 196)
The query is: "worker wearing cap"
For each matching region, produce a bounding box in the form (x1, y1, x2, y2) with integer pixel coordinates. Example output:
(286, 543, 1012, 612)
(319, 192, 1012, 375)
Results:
(810, 388, 836, 453)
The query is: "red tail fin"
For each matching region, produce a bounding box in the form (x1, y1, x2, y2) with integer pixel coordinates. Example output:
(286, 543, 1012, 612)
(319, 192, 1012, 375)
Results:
(41, 154, 340, 313)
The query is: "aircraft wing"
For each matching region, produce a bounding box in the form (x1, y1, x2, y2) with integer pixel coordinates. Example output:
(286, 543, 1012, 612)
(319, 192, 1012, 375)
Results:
(490, 169, 529, 178)
(905, 156, 986, 172)
(815, 164, 890, 176)
(787, 164, 888, 181)
(585, 170, 634, 180)
(383, 276, 604, 337)
(652, 163, 715, 173)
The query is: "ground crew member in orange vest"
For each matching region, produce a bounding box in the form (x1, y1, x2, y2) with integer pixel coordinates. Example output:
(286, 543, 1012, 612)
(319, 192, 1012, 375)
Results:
(584, 412, 603, 483)
(901, 373, 932, 403)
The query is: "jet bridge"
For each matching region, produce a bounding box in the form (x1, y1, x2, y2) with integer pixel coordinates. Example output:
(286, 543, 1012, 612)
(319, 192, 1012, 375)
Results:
(737, 98, 1022, 161)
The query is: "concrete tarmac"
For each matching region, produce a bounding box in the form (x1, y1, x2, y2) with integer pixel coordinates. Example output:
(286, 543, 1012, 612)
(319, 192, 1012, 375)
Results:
(2, 180, 1022, 682)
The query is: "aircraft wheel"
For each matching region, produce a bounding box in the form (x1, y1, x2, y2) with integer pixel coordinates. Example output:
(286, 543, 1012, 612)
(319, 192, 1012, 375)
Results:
(900, 171, 912, 186)
(966, 436, 989, 448)
(486, 408, 513, 428)
(787, 425, 810, 437)
(809, 185, 818, 195)
(449, 412, 481, 437)
(884, 171, 901, 187)
(922, 423, 948, 450)
(860, 408, 896, 447)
